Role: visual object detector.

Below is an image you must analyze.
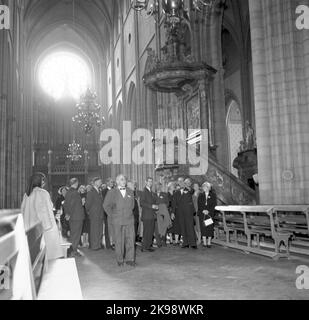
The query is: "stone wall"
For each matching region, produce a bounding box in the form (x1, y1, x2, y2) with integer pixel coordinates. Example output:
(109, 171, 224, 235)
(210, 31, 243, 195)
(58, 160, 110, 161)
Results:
(0, 0, 32, 208)
(249, 0, 309, 204)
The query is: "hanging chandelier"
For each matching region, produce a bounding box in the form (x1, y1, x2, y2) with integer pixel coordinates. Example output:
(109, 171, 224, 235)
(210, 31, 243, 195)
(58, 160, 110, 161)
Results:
(131, 0, 216, 93)
(131, 0, 213, 14)
(72, 88, 104, 134)
(66, 140, 82, 162)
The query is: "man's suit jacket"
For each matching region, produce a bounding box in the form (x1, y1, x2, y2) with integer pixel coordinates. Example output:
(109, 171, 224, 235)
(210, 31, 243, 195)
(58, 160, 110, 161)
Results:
(102, 188, 112, 221)
(172, 188, 195, 216)
(103, 188, 135, 226)
(140, 187, 157, 221)
(154, 192, 169, 206)
(85, 188, 104, 220)
(63, 188, 85, 221)
(102, 188, 112, 201)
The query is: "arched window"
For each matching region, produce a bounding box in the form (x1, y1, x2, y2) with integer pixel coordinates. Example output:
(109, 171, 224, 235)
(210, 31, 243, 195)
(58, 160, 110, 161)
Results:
(37, 51, 91, 100)
(226, 100, 243, 177)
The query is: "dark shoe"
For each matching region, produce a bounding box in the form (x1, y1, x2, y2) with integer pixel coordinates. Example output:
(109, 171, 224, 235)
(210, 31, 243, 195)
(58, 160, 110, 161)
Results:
(117, 262, 124, 267)
(141, 248, 155, 252)
(126, 261, 136, 267)
(207, 245, 212, 248)
(181, 245, 189, 249)
(70, 251, 82, 258)
(191, 246, 198, 250)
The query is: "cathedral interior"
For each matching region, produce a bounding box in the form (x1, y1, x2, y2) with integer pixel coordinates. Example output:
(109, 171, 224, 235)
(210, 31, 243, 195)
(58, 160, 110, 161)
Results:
(0, 0, 309, 301)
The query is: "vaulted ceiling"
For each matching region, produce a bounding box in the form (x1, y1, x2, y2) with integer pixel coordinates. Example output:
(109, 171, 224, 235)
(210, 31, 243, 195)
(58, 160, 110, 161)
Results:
(23, 0, 121, 65)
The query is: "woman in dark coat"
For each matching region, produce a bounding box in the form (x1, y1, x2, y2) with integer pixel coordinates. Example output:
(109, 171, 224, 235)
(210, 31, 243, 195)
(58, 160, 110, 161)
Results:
(79, 185, 89, 247)
(198, 182, 217, 248)
(167, 181, 181, 245)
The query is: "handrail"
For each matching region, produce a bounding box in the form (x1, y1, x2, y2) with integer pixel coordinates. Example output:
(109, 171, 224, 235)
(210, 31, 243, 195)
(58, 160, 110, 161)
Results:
(216, 205, 309, 213)
(216, 205, 273, 213)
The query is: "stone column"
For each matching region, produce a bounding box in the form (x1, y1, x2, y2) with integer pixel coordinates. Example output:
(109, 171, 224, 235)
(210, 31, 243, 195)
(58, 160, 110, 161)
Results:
(249, 0, 309, 204)
(203, 4, 229, 168)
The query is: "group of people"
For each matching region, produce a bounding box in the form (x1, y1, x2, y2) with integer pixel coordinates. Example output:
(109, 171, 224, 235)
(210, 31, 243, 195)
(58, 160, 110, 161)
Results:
(21, 172, 217, 268)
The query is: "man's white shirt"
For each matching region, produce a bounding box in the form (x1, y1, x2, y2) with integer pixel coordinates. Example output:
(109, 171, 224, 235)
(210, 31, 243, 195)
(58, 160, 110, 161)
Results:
(119, 187, 126, 198)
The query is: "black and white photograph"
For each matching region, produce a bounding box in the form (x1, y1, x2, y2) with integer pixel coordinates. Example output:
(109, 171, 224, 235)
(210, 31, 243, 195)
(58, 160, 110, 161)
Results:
(0, 0, 309, 311)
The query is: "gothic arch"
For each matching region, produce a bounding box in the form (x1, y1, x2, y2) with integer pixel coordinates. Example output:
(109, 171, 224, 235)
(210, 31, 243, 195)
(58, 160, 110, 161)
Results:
(226, 99, 243, 177)
(225, 89, 241, 113)
(127, 82, 137, 126)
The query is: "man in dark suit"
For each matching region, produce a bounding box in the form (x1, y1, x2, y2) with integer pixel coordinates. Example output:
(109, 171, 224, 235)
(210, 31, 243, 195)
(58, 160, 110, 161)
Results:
(85, 177, 104, 250)
(102, 178, 115, 250)
(103, 174, 135, 267)
(63, 178, 85, 257)
(172, 177, 197, 249)
(127, 180, 140, 242)
(140, 177, 161, 252)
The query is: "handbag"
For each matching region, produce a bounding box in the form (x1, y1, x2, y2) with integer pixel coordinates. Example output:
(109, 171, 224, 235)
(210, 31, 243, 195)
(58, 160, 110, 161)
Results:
(204, 216, 214, 227)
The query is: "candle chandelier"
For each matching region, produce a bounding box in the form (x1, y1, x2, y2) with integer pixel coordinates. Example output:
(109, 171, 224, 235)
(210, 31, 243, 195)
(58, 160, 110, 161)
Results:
(72, 88, 104, 135)
(132, 0, 213, 21)
(66, 140, 82, 162)
(131, 0, 216, 93)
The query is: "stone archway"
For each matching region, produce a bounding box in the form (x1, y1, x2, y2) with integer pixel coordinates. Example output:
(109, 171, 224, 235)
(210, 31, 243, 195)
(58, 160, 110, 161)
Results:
(226, 99, 243, 177)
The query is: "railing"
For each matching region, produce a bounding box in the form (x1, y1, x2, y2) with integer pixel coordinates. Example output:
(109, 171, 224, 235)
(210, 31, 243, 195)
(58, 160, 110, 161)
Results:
(207, 156, 256, 205)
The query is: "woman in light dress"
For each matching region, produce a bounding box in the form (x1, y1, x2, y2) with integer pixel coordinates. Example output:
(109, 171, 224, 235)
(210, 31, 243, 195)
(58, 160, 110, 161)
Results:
(21, 172, 63, 260)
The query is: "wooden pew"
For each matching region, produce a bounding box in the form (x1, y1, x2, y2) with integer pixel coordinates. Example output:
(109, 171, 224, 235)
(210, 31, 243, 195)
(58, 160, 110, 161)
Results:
(214, 206, 293, 260)
(0, 210, 82, 300)
(0, 211, 37, 300)
(26, 222, 47, 294)
(272, 205, 309, 256)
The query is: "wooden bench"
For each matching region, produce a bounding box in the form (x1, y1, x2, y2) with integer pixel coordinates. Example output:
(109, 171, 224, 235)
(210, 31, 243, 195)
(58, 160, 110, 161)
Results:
(222, 211, 246, 243)
(38, 258, 83, 300)
(272, 205, 309, 256)
(0, 211, 37, 300)
(26, 222, 47, 295)
(0, 210, 82, 300)
(214, 206, 293, 260)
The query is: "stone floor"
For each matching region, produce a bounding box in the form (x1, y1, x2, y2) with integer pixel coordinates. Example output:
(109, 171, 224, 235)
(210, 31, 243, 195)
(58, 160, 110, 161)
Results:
(75, 244, 309, 300)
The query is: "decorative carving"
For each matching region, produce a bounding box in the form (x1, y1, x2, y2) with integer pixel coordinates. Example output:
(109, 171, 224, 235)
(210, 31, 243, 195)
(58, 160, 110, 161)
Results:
(233, 149, 258, 186)
(240, 121, 256, 151)
(215, 170, 224, 187)
(143, 11, 216, 93)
